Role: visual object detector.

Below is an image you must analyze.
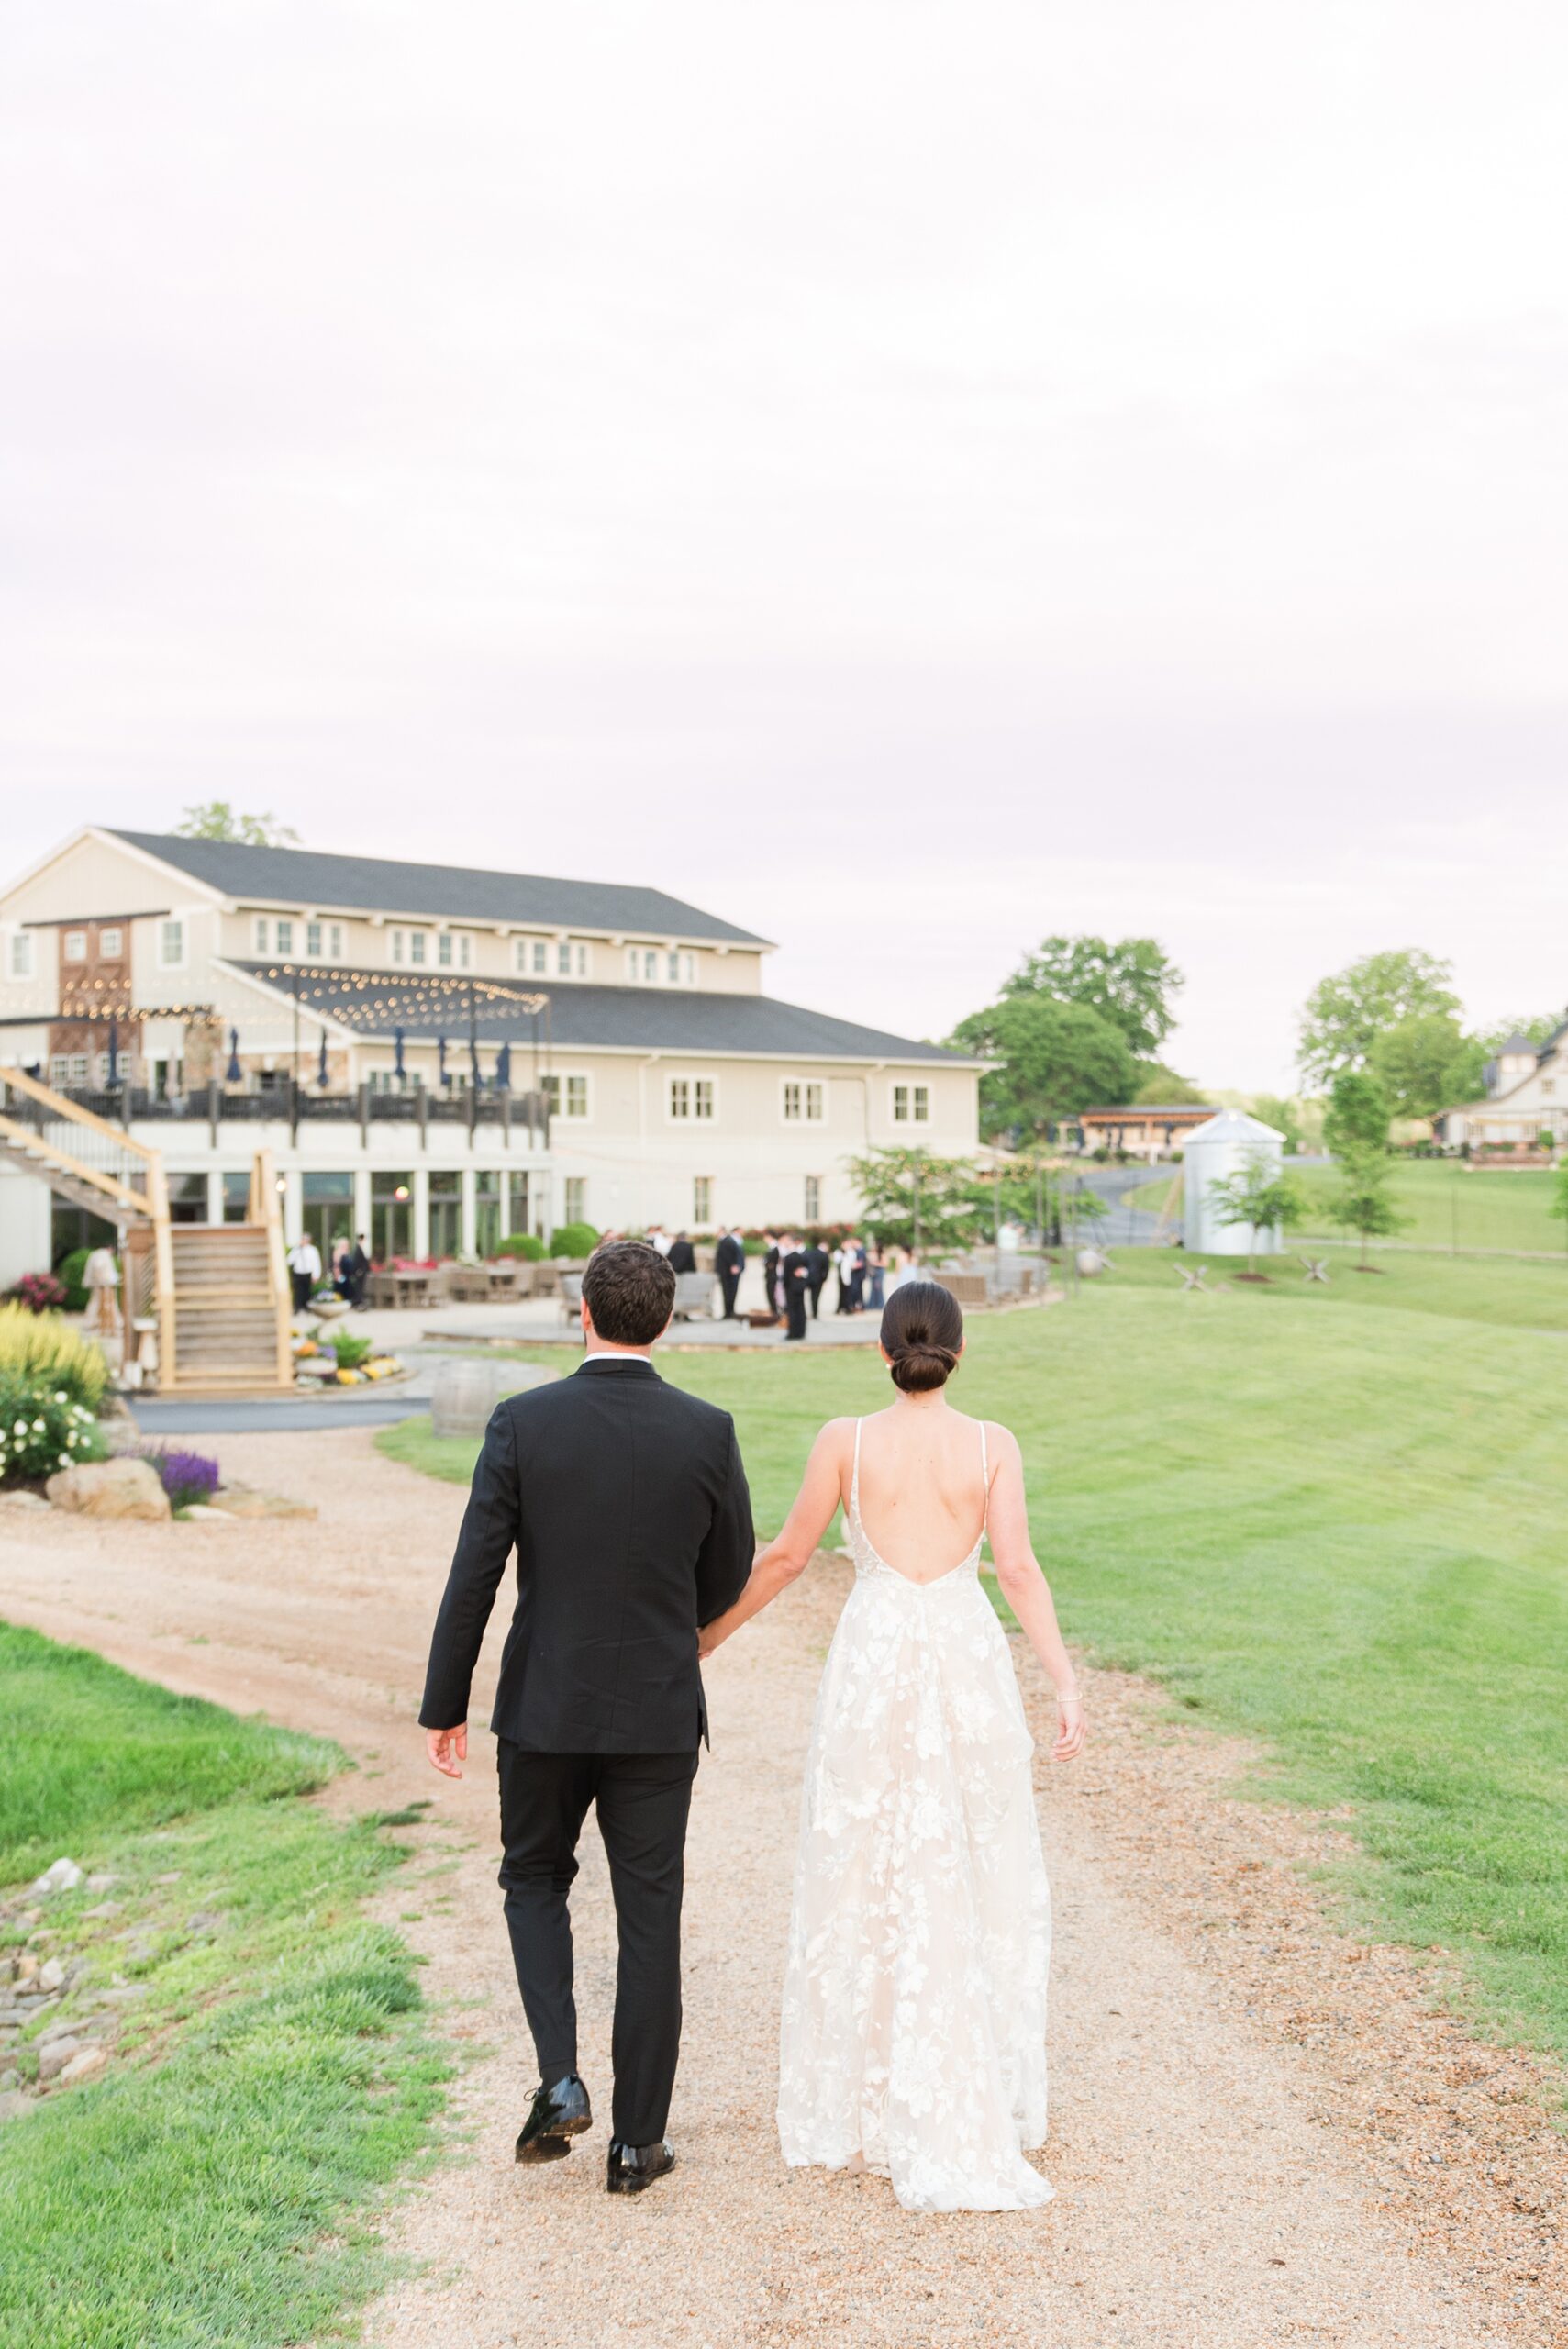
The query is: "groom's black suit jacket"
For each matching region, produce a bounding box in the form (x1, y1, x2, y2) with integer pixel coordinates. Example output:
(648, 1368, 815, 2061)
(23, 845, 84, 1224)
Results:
(419, 1357, 754, 1753)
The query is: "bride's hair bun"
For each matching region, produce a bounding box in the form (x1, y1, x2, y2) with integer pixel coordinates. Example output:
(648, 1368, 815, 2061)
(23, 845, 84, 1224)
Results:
(879, 1280, 964, 1393)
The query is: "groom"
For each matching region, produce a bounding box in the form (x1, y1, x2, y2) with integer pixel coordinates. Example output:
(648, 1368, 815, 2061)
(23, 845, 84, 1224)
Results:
(419, 1241, 754, 2193)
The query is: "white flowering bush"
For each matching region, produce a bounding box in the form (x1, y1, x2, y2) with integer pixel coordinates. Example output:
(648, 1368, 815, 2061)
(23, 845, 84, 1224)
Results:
(0, 1375, 100, 1484)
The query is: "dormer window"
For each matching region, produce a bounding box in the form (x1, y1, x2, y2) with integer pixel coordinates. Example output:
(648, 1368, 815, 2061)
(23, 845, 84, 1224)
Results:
(626, 945, 695, 986)
(275, 918, 294, 956)
(409, 930, 427, 965)
(63, 930, 86, 962)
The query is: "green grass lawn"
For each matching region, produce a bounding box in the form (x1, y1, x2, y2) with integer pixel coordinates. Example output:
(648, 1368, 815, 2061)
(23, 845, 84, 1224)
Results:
(384, 1266, 1568, 2065)
(1128, 1159, 1566, 1256)
(0, 1625, 448, 2349)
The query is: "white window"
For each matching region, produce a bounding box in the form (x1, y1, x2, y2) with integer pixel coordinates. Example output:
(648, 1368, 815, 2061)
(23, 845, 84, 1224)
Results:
(391, 929, 404, 963)
(50, 1052, 89, 1085)
(254, 917, 269, 954)
(98, 927, 122, 959)
(328, 922, 342, 959)
(158, 918, 185, 969)
(805, 1174, 821, 1221)
(669, 1077, 689, 1119)
(694, 1175, 712, 1223)
(306, 920, 322, 957)
(666, 950, 696, 985)
(275, 918, 294, 956)
(564, 1176, 587, 1224)
(555, 939, 586, 977)
(62, 930, 86, 962)
(9, 931, 34, 979)
(409, 930, 427, 965)
(543, 1073, 589, 1119)
(438, 931, 453, 966)
(669, 1076, 714, 1120)
(892, 1083, 929, 1123)
(783, 1080, 824, 1122)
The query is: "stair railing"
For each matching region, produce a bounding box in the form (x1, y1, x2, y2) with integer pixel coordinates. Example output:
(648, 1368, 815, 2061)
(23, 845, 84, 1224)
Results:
(250, 1149, 294, 1387)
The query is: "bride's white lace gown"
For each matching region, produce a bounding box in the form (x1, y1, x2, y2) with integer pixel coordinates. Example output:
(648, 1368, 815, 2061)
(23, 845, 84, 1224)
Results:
(777, 1419, 1054, 2212)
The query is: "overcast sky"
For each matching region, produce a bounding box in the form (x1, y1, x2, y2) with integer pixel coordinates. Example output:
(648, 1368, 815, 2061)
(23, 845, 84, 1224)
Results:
(3, 3, 1564, 1088)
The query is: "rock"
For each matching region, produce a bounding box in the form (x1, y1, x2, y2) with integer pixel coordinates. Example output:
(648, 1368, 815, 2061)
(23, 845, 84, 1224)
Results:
(37, 2036, 79, 2080)
(212, 1486, 317, 1520)
(152, 1871, 183, 1887)
(86, 1874, 118, 1894)
(97, 1986, 150, 2006)
(82, 1901, 123, 1920)
(30, 1856, 84, 1896)
(0, 1488, 49, 1510)
(0, 2090, 30, 2123)
(0, 2069, 17, 2092)
(37, 1959, 65, 1993)
(45, 1459, 172, 1521)
(186, 1910, 225, 1934)
(60, 2046, 107, 2087)
(429, 1356, 554, 1437)
(0, 1957, 13, 1987)
(14, 1954, 39, 1983)
(179, 1505, 234, 1521)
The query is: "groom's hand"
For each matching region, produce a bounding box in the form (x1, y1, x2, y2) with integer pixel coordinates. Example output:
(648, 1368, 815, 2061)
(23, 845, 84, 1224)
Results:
(426, 1723, 468, 1778)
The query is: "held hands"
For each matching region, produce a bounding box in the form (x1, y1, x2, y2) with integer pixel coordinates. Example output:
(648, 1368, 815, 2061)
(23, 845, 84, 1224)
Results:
(426, 1723, 468, 1778)
(1051, 1694, 1086, 1763)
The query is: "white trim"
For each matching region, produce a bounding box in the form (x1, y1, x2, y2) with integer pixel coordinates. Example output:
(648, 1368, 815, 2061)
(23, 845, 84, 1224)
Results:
(155, 916, 187, 970)
(779, 1075, 827, 1125)
(665, 1071, 718, 1125)
(890, 1078, 931, 1124)
(543, 1067, 593, 1122)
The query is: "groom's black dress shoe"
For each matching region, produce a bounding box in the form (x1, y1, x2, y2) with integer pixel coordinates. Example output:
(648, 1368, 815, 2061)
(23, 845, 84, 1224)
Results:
(515, 2075, 592, 2164)
(606, 2137, 676, 2194)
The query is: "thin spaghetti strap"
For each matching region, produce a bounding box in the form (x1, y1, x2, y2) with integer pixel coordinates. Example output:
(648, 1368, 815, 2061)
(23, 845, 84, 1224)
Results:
(851, 1417, 863, 1521)
(979, 1420, 990, 1531)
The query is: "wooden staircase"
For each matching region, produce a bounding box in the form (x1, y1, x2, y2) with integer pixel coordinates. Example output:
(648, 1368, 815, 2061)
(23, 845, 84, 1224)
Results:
(0, 1067, 293, 1394)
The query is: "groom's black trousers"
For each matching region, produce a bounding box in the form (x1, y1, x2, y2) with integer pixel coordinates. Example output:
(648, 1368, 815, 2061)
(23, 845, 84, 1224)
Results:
(497, 1740, 698, 2147)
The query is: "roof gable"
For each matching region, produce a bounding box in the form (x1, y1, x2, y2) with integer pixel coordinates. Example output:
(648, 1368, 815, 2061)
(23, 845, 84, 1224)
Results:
(106, 830, 771, 948)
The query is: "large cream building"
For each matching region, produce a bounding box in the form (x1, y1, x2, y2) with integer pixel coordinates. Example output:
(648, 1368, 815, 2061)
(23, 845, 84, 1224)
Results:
(0, 828, 980, 1280)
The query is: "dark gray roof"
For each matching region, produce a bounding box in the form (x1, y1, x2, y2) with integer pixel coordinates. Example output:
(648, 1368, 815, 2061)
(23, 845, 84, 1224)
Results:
(1493, 1031, 1539, 1055)
(108, 830, 770, 948)
(224, 963, 972, 1065)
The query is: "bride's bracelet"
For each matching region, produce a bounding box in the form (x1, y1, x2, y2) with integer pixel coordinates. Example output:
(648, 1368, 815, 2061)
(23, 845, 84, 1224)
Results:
(1055, 1687, 1084, 1705)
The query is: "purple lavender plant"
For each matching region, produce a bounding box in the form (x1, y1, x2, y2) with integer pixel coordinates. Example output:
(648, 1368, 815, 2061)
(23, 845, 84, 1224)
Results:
(142, 1447, 222, 1510)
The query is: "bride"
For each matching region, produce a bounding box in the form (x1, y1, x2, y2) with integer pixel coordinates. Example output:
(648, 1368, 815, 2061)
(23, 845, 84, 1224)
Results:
(698, 1281, 1084, 2213)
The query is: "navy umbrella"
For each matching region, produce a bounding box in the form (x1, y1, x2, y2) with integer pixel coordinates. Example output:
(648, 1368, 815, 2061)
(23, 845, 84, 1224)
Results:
(438, 1035, 450, 1087)
(469, 1030, 482, 1090)
(317, 1029, 329, 1088)
(495, 1041, 511, 1090)
(106, 1016, 119, 1085)
(227, 1027, 242, 1083)
(394, 1025, 406, 1082)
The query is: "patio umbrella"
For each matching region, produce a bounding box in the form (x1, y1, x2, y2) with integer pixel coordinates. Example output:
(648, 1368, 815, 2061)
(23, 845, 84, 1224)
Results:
(469, 1029, 482, 1089)
(393, 1025, 406, 1081)
(106, 1015, 118, 1085)
(495, 1041, 511, 1090)
(317, 1029, 329, 1087)
(227, 1027, 241, 1083)
(438, 1035, 450, 1087)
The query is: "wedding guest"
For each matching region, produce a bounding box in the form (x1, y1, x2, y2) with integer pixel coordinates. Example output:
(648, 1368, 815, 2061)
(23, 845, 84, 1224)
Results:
(804, 1236, 830, 1318)
(763, 1231, 782, 1319)
(715, 1227, 746, 1319)
(778, 1232, 811, 1342)
(667, 1230, 697, 1275)
(286, 1234, 322, 1315)
(865, 1240, 887, 1311)
(349, 1233, 372, 1308)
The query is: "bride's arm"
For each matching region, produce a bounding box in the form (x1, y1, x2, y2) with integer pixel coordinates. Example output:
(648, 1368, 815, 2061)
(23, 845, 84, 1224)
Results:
(697, 1420, 849, 1656)
(985, 1425, 1085, 1761)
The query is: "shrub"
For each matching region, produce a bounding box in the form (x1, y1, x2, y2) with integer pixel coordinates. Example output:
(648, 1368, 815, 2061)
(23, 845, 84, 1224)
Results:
(0, 1376, 99, 1485)
(549, 1221, 601, 1260)
(4, 1273, 67, 1315)
(53, 1247, 92, 1312)
(494, 1232, 546, 1261)
(141, 1447, 222, 1509)
(328, 1332, 373, 1371)
(0, 1306, 109, 1410)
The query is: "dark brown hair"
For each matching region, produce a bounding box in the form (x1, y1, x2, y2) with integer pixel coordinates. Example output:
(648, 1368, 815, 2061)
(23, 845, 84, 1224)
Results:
(582, 1241, 675, 1347)
(879, 1280, 963, 1392)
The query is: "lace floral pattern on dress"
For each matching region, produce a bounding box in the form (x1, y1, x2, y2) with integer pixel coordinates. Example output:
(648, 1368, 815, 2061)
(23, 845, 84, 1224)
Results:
(777, 1419, 1054, 2213)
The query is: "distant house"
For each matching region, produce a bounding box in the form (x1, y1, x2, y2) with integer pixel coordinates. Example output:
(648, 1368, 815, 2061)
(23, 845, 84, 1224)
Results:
(1076, 1104, 1218, 1163)
(1435, 1022, 1568, 1153)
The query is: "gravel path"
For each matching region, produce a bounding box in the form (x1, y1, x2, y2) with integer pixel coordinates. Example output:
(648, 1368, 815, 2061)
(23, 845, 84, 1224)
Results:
(1, 1431, 1559, 2347)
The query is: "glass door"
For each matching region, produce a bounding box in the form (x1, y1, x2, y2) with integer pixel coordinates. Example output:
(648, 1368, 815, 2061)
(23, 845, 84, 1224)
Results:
(428, 1170, 462, 1260)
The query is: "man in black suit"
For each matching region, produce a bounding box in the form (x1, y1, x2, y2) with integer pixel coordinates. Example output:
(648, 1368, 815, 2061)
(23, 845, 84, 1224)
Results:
(348, 1232, 371, 1310)
(762, 1230, 781, 1320)
(666, 1230, 696, 1275)
(804, 1237, 830, 1318)
(714, 1226, 745, 1319)
(778, 1230, 811, 1341)
(420, 1242, 753, 2196)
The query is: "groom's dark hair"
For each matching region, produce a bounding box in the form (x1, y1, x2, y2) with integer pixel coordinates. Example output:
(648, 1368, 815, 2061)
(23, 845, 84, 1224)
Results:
(583, 1240, 675, 1346)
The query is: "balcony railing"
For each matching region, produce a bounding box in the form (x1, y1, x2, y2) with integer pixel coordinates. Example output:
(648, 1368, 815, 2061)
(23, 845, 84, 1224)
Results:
(46, 1082, 552, 1147)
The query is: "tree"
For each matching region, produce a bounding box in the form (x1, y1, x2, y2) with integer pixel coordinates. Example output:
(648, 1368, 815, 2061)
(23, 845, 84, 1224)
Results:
(1367, 1012, 1471, 1121)
(1297, 950, 1459, 1085)
(1323, 1069, 1391, 1159)
(1207, 1152, 1306, 1277)
(1000, 934, 1184, 1059)
(949, 995, 1135, 1140)
(1250, 1094, 1307, 1154)
(1132, 1063, 1207, 1107)
(176, 803, 301, 846)
(1549, 1162, 1568, 1258)
(846, 1146, 990, 1254)
(1323, 1152, 1410, 1268)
